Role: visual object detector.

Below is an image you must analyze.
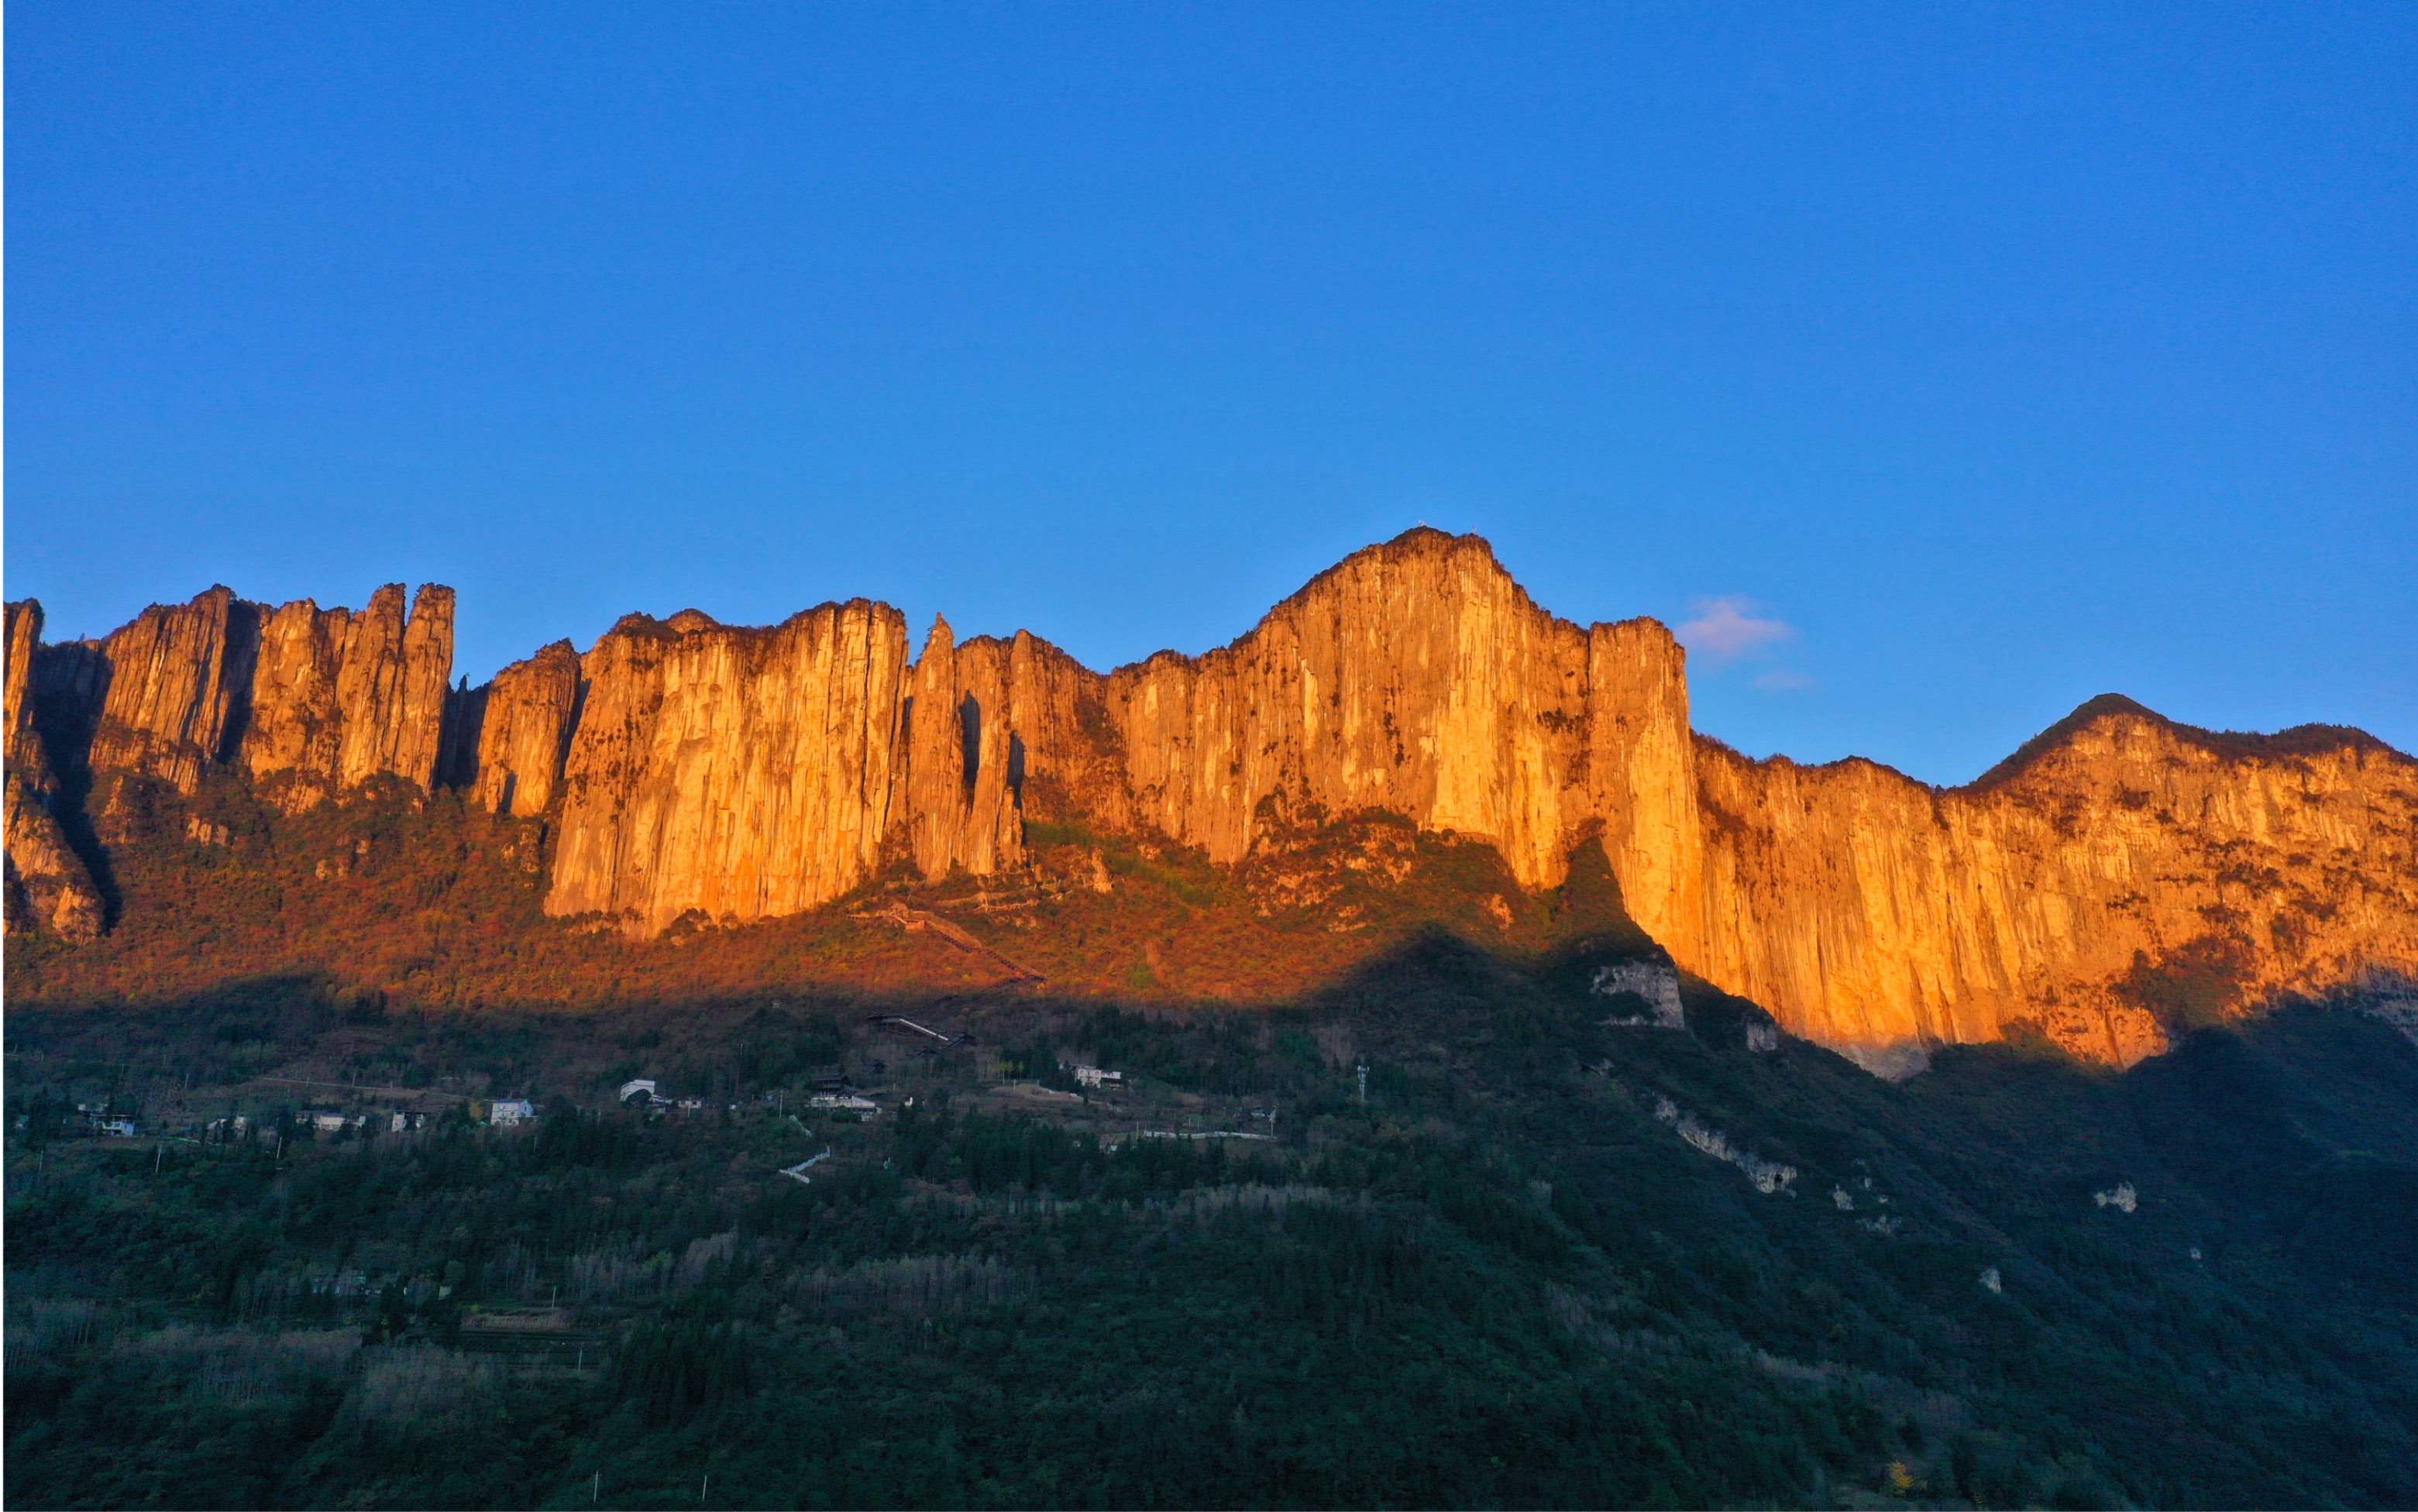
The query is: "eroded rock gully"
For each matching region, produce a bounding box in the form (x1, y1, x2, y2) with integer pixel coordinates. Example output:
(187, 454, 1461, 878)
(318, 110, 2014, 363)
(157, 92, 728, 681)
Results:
(9, 529, 2413, 1067)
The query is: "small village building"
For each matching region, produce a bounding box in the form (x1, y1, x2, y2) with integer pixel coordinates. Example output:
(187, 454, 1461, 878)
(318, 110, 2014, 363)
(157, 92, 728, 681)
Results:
(487, 1099, 537, 1127)
(619, 1078, 659, 1105)
(1075, 1066, 1123, 1088)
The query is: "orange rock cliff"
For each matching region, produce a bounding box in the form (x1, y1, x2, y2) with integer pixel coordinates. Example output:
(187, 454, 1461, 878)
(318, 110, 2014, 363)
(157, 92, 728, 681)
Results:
(8, 530, 2413, 1066)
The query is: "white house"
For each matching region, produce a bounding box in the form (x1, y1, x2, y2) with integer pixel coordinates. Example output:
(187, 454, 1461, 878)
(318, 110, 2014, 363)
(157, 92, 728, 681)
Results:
(487, 1099, 536, 1127)
(619, 1078, 659, 1105)
(1074, 1066, 1123, 1088)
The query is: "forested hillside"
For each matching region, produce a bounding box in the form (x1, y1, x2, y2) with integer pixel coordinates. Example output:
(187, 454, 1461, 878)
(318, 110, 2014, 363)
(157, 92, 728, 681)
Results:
(10, 927, 2416, 1508)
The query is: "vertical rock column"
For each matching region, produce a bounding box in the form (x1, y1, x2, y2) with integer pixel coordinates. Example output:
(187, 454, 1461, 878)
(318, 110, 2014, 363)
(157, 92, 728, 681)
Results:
(242, 599, 353, 803)
(333, 585, 455, 791)
(903, 616, 970, 879)
(240, 585, 455, 802)
(469, 641, 582, 816)
(998, 629, 1130, 830)
(897, 617, 1030, 880)
(945, 633, 1030, 877)
(3, 601, 105, 937)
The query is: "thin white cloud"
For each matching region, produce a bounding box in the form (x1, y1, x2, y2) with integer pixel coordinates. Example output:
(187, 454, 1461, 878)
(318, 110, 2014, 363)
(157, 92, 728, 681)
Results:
(1677, 596, 1795, 660)
(1752, 668, 1818, 692)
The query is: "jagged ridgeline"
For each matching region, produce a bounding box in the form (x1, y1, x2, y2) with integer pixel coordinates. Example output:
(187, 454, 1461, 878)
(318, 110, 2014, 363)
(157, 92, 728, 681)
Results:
(8, 530, 2416, 1065)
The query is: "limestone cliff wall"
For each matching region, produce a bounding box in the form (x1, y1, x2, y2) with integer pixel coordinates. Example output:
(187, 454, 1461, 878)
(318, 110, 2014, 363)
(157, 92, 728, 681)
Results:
(1578, 619, 1702, 956)
(242, 598, 354, 799)
(533, 608, 1130, 930)
(977, 629, 1134, 832)
(12, 538, 2413, 1072)
(234, 583, 459, 804)
(84, 586, 256, 792)
(1684, 710, 2418, 1064)
(497, 525, 2418, 1068)
(1106, 531, 1601, 888)
(332, 585, 455, 792)
(544, 603, 913, 931)
(3, 601, 105, 937)
(467, 641, 581, 816)
(4, 584, 456, 814)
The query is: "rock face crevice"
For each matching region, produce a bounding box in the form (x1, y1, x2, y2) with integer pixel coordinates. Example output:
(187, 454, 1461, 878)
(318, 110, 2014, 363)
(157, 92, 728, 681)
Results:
(10, 531, 2414, 1069)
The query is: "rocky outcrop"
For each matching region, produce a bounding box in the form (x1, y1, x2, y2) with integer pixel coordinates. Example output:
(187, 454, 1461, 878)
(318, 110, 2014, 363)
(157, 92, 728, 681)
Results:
(330, 584, 455, 793)
(1093, 534, 1703, 954)
(1684, 705, 2418, 1064)
(542, 610, 1116, 931)
(71, 582, 460, 806)
(19, 582, 462, 807)
(84, 586, 257, 792)
(241, 597, 354, 798)
(238, 586, 455, 801)
(1, 585, 458, 925)
(1108, 534, 1594, 888)
(957, 628, 1133, 833)
(544, 603, 913, 932)
(901, 617, 1028, 881)
(1580, 619, 1704, 966)
(3, 602, 105, 937)
(1081, 534, 2415, 1060)
(466, 641, 581, 816)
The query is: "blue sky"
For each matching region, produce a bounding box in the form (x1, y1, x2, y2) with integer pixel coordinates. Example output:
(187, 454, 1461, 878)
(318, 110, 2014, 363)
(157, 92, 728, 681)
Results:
(9, 4, 2413, 783)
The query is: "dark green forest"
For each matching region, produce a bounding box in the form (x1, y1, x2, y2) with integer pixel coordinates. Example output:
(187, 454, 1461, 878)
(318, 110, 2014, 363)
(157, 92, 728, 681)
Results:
(9, 942, 2418, 1509)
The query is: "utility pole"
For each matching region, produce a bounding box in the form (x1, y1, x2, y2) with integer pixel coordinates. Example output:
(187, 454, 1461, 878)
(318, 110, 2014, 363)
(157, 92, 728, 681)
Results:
(592, 1470, 600, 1503)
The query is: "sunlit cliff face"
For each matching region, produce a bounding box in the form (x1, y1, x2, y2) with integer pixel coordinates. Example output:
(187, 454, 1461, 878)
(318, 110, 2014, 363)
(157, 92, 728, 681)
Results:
(9, 528, 2415, 1067)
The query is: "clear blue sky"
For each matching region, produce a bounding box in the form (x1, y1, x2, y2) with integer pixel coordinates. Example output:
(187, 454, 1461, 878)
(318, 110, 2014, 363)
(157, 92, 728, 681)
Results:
(9, 4, 2413, 783)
